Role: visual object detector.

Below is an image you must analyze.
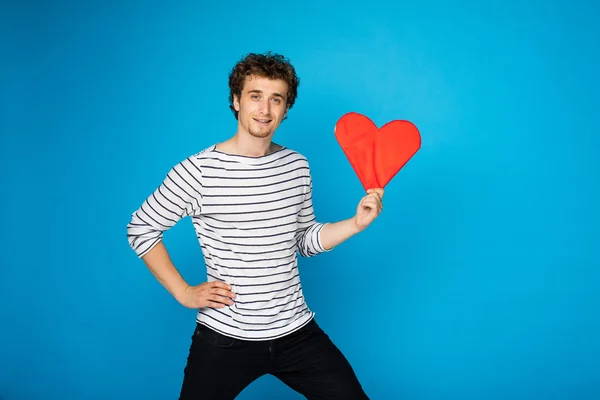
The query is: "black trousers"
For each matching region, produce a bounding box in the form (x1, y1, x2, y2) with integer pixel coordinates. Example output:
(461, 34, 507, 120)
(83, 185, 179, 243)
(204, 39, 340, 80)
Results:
(178, 318, 370, 399)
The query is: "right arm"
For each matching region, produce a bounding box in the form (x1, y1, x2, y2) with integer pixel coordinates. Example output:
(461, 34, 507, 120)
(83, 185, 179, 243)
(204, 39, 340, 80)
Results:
(126, 156, 235, 308)
(126, 157, 203, 258)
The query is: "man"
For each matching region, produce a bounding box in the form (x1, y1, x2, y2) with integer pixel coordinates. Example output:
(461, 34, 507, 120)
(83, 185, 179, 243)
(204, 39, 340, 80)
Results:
(127, 52, 384, 399)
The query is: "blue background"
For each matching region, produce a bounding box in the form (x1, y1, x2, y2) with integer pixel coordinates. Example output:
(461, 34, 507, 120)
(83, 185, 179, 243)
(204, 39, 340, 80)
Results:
(1, 1, 599, 399)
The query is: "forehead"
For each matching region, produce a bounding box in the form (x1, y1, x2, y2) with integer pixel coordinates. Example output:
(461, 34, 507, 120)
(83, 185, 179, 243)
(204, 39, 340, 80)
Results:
(242, 75, 288, 97)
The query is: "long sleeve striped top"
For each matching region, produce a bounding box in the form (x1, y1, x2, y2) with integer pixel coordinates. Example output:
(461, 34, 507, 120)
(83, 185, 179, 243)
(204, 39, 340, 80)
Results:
(126, 144, 329, 340)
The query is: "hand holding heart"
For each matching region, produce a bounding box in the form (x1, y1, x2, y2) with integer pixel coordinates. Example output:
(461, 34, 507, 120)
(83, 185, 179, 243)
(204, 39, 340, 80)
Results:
(353, 188, 384, 232)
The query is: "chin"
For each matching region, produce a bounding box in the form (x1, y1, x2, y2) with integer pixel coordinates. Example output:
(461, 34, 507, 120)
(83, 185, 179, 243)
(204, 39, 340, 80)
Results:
(249, 130, 273, 139)
(249, 124, 276, 138)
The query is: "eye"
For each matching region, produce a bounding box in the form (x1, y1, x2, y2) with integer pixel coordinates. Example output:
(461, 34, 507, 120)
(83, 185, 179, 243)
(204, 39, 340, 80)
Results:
(272, 98, 281, 104)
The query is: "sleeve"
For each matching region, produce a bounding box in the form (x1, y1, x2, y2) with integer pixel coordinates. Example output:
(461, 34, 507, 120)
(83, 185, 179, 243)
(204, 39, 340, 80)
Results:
(126, 156, 203, 258)
(295, 162, 330, 257)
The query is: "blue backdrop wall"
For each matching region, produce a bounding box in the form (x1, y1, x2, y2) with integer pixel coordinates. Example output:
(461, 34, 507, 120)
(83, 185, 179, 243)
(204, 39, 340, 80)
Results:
(1, 1, 599, 399)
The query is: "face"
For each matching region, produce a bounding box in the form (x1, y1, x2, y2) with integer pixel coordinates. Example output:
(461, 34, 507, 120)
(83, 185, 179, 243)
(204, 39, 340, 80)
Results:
(233, 75, 289, 139)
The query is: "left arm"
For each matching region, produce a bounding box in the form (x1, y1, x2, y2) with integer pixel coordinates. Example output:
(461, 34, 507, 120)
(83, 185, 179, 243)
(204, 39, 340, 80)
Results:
(295, 159, 384, 256)
(319, 188, 384, 250)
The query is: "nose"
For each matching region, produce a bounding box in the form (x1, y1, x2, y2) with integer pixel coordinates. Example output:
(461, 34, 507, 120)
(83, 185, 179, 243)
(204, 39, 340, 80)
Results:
(258, 98, 271, 115)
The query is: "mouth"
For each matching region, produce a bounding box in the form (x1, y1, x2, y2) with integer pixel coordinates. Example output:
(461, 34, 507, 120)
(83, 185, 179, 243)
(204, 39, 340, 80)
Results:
(253, 118, 272, 125)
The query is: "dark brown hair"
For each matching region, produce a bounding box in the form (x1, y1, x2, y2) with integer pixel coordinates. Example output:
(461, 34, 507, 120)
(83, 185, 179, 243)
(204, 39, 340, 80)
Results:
(228, 52, 300, 120)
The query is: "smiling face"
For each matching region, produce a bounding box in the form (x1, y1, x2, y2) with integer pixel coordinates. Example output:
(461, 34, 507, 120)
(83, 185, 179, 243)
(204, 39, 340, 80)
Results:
(233, 75, 289, 140)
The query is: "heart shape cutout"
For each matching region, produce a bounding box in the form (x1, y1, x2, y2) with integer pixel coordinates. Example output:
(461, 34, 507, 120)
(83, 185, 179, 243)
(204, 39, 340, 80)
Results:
(335, 112, 421, 191)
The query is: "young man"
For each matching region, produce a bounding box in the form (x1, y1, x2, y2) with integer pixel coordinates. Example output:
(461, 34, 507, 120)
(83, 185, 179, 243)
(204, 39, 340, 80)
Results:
(127, 52, 384, 399)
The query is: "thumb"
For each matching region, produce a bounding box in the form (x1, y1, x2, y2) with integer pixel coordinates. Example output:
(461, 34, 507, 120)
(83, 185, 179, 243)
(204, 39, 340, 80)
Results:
(367, 188, 384, 199)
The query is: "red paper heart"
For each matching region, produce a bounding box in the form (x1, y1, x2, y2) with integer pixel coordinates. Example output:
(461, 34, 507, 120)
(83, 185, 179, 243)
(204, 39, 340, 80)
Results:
(335, 112, 421, 191)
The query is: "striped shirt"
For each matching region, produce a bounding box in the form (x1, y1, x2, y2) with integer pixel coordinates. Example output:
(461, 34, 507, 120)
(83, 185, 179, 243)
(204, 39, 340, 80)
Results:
(126, 144, 329, 340)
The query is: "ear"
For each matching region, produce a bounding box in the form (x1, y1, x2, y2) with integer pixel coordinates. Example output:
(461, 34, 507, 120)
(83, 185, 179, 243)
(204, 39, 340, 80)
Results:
(233, 94, 240, 111)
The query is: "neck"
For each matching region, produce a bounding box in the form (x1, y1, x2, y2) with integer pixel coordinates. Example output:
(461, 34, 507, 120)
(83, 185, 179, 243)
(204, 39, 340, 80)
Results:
(219, 132, 276, 157)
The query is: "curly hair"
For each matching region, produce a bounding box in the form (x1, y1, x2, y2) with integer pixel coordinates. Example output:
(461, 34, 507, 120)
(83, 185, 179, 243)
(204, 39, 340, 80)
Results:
(228, 52, 300, 120)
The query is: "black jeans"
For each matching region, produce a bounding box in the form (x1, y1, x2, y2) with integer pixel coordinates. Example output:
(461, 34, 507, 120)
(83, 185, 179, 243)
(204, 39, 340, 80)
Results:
(178, 318, 370, 399)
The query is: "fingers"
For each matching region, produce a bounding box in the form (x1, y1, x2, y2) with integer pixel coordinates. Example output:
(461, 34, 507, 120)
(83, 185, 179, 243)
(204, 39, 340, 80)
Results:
(362, 199, 382, 214)
(362, 191, 383, 212)
(210, 281, 236, 295)
(201, 281, 237, 308)
(214, 288, 236, 299)
(211, 281, 233, 290)
(367, 188, 384, 199)
(366, 189, 384, 209)
(209, 293, 235, 307)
